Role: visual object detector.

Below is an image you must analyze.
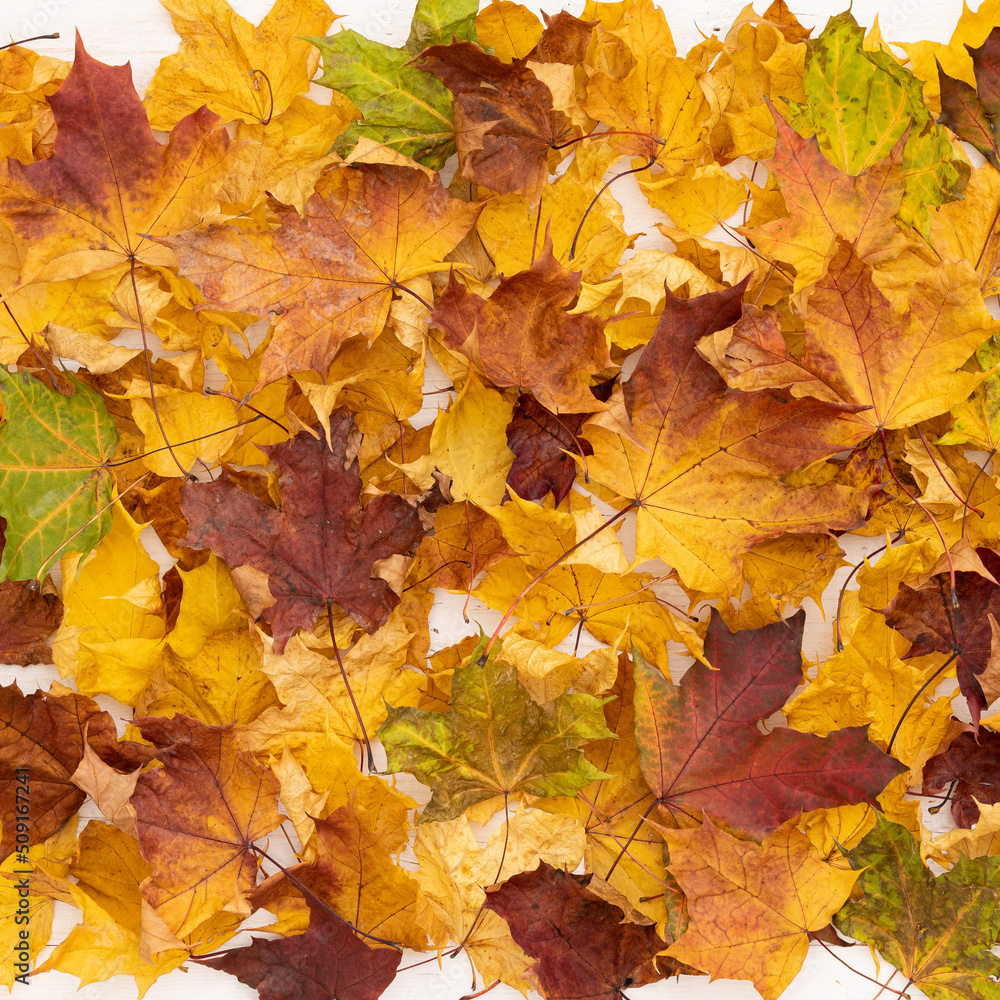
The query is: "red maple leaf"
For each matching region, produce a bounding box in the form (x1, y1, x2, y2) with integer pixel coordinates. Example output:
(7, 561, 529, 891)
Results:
(179, 412, 433, 653)
(633, 610, 906, 839)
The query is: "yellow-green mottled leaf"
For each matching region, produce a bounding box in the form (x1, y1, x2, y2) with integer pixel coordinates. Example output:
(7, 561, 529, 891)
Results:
(0, 370, 118, 582)
(378, 635, 613, 822)
(790, 10, 967, 232)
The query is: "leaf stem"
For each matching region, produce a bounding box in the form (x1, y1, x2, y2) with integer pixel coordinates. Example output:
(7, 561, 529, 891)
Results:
(402, 559, 471, 592)
(568, 156, 658, 261)
(812, 936, 910, 997)
(390, 280, 434, 313)
(886, 651, 959, 755)
(104, 415, 267, 468)
(326, 598, 376, 774)
(962, 446, 996, 539)
(0, 33, 59, 50)
(205, 387, 289, 433)
(975, 198, 1000, 273)
(834, 532, 905, 652)
(549, 129, 663, 151)
(914, 425, 982, 518)
(604, 798, 659, 880)
(577, 790, 670, 888)
(128, 257, 192, 479)
(462, 499, 476, 624)
(249, 68, 274, 125)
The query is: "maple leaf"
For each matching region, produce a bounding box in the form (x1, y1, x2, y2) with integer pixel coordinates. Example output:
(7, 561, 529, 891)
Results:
(744, 108, 917, 291)
(199, 898, 400, 1000)
(243, 617, 417, 771)
(633, 610, 906, 840)
(505, 394, 598, 505)
(129, 714, 282, 939)
(581, 0, 709, 165)
(476, 143, 634, 283)
(0, 578, 62, 666)
(537, 651, 679, 932)
(880, 548, 1000, 728)
(416, 40, 576, 202)
(0, 681, 147, 860)
(923, 728, 1000, 828)
(309, 0, 479, 168)
(33, 822, 190, 994)
(409, 500, 515, 594)
(0, 820, 77, 990)
(432, 242, 610, 412)
(585, 279, 875, 597)
(144, 0, 336, 129)
(378, 636, 613, 823)
(482, 861, 681, 1000)
(0, 369, 118, 582)
(51, 504, 166, 706)
(252, 799, 426, 949)
(834, 814, 1000, 1000)
(663, 817, 859, 1000)
(180, 416, 432, 652)
(0, 33, 233, 286)
(162, 163, 480, 387)
(785, 610, 954, 780)
(938, 26, 1000, 168)
(714, 239, 995, 442)
(789, 11, 966, 231)
(413, 809, 584, 993)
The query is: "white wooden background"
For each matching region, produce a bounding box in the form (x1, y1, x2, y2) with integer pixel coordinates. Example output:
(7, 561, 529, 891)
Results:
(0, 1, 983, 998)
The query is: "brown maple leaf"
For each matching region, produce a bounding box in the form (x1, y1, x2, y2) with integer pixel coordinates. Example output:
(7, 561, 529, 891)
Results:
(938, 28, 1000, 168)
(416, 41, 577, 203)
(251, 801, 426, 950)
(179, 413, 434, 653)
(923, 727, 1000, 828)
(0, 578, 62, 665)
(433, 243, 610, 412)
(0, 682, 150, 859)
(505, 394, 601, 504)
(161, 163, 480, 388)
(198, 898, 400, 1000)
(129, 714, 282, 938)
(633, 610, 906, 840)
(881, 549, 1000, 728)
(0, 32, 233, 286)
(483, 862, 688, 1000)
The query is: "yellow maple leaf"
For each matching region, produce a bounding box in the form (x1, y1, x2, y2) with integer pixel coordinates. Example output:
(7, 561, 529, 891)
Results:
(664, 817, 859, 1000)
(144, 0, 336, 129)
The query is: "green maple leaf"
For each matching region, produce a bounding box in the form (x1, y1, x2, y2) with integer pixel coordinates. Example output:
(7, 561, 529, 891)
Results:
(0, 369, 118, 582)
(378, 635, 614, 822)
(308, 0, 479, 169)
(789, 10, 968, 233)
(835, 815, 1000, 1000)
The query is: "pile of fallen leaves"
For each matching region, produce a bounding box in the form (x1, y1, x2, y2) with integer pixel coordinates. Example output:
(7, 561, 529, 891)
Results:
(6, 0, 1000, 996)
